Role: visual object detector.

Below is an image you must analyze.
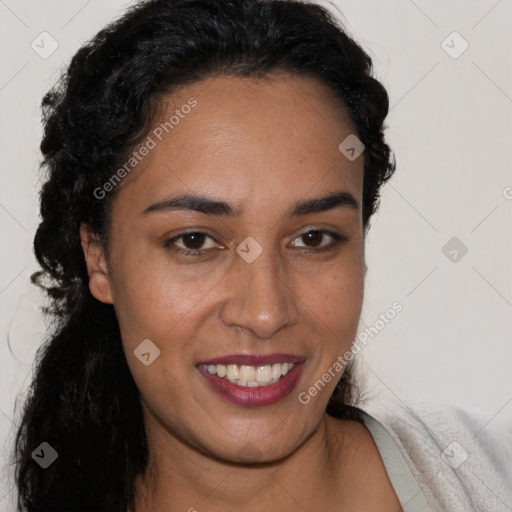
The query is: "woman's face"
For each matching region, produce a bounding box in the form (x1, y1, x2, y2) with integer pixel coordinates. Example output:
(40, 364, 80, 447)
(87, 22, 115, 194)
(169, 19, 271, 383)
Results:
(85, 72, 365, 463)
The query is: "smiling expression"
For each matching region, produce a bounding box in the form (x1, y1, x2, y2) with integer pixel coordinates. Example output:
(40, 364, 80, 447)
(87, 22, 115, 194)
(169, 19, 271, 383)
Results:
(83, 71, 366, 463)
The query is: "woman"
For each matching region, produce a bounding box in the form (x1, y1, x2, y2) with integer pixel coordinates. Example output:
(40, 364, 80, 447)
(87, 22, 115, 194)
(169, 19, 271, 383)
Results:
(12, 0, 512, 511)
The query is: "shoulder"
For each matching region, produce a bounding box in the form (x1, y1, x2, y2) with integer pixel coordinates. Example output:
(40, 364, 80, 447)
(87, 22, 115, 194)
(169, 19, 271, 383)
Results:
(359, 397, 512, 511)
(325, 415, 404, 511)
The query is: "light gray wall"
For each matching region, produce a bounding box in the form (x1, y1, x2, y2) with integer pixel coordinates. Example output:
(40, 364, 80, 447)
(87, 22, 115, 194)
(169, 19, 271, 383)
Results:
(1, 1, 511, 509)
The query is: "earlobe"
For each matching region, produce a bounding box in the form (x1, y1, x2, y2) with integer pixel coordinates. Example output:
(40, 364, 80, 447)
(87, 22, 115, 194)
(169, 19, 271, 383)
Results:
(79, 223, 113, 304)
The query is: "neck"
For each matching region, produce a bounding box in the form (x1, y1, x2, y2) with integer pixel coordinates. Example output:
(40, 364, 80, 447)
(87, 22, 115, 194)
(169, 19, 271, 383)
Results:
(133, 410, 360, 511)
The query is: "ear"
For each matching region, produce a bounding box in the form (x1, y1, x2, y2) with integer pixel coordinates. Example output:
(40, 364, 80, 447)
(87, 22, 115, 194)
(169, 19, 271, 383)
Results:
(80, 223, 113, 304)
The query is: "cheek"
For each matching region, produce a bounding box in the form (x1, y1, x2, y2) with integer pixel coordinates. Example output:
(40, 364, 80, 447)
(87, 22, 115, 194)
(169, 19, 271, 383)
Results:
(294, 248, 365, 393)
(294, 263, 364, 406)
(109, 250, 225, 398)
(109, 249, 206, 338)
(296, 246, 365, 327)
(313, 270, 364, 354)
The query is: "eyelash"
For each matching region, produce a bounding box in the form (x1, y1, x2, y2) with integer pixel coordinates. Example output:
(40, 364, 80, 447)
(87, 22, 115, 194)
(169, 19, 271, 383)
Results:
(163, 229, 348, 257)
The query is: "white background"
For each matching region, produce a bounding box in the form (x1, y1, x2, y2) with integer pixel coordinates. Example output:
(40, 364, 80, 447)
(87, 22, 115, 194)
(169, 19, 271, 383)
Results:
(0, 0, 511, 510)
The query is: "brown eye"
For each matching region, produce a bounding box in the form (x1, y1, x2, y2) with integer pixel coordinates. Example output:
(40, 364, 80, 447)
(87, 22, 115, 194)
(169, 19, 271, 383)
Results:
(291, 229, 346, 253)
(181, 232, 208, 250)
(164, 231, 218, 256)
(301, 230, 323, 247)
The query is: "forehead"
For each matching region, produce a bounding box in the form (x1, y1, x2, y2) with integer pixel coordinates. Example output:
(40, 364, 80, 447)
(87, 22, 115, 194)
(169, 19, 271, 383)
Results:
(110, 73, 363, 219)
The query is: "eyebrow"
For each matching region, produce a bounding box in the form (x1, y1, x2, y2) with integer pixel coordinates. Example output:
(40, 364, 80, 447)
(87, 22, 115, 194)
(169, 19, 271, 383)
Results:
(142, 190, 359, 217)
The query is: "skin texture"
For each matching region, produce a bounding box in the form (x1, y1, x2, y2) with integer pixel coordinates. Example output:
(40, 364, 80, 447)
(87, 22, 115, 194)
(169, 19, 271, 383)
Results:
(80, 73, 402, 511)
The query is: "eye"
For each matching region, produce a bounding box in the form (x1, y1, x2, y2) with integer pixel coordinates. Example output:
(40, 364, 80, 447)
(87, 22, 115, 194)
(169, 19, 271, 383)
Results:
(164, 228, 347, 257)
(164, 231, 220, 256)
(290, 229, 347, 253)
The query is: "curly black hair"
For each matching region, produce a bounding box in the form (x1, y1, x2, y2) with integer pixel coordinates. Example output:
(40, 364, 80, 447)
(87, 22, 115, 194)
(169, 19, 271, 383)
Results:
(11, 0, 396, 510)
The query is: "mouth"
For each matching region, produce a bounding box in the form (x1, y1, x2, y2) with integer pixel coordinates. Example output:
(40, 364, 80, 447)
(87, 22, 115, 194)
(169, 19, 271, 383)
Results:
(198, 361, 296, 386)
(196, 354, 305, 406)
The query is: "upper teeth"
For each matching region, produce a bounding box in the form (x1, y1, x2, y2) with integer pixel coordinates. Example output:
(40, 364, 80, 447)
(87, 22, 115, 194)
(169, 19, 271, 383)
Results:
(200, 363, 295, 386)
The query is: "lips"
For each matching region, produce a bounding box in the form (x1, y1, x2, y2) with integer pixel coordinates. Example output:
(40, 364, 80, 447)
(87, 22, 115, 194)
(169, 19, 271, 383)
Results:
(196, 353, 306, 407)
(197, 361, 304, 407)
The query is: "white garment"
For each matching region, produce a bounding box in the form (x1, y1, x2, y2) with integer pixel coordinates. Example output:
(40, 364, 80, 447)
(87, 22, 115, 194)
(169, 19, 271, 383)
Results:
(360, 397, 512, 512)
(361, 410, 434, 511)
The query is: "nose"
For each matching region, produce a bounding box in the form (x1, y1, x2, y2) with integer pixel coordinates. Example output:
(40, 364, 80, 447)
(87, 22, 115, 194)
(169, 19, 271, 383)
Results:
(220, 243, 300, 340)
